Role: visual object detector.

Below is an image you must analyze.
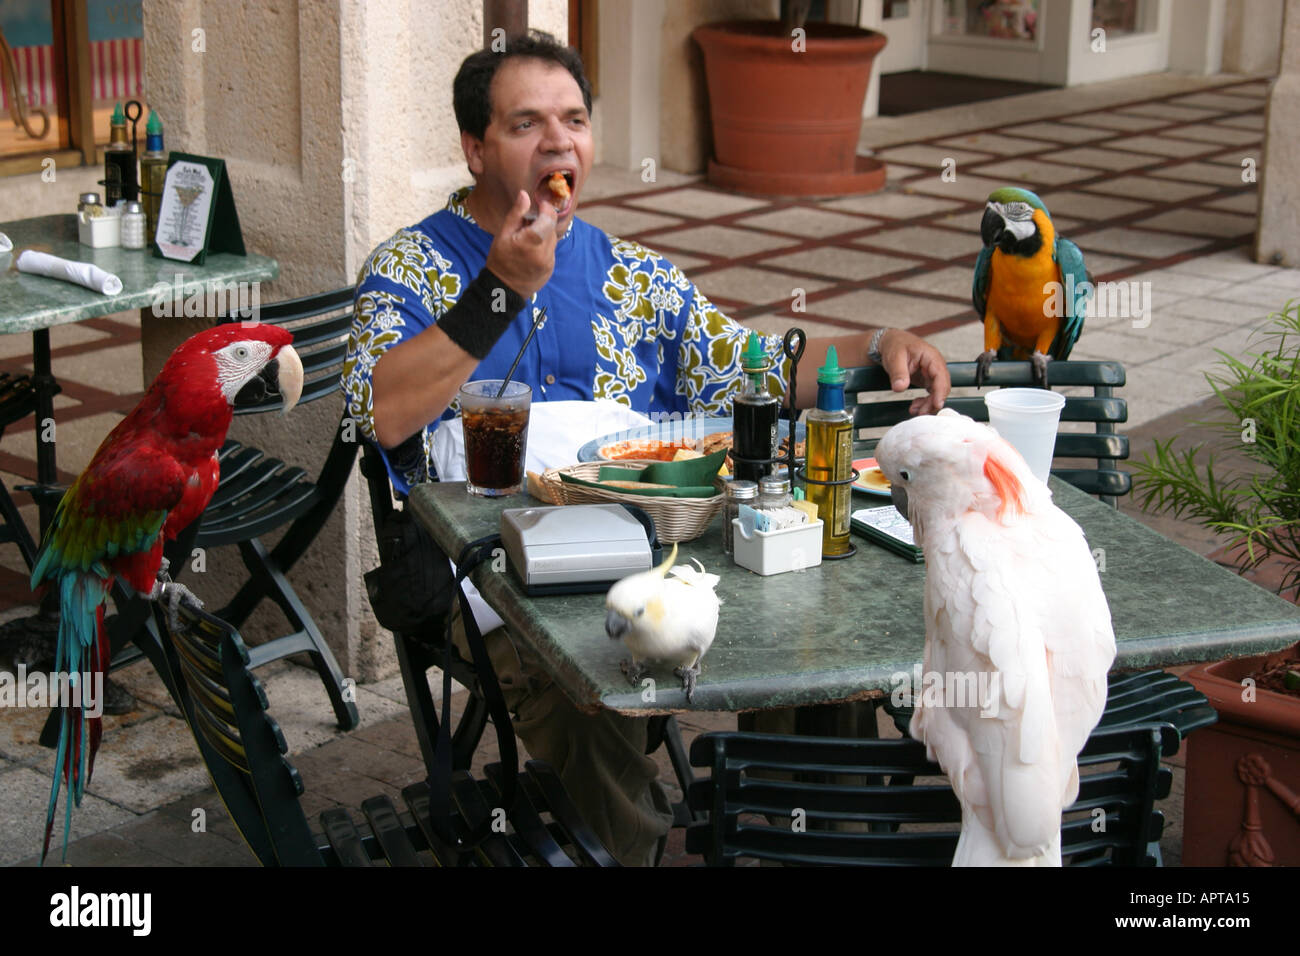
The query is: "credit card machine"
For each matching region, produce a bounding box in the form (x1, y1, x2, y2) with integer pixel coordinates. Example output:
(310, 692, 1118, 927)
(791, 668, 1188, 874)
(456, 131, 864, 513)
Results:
(500, 504, 661, 595)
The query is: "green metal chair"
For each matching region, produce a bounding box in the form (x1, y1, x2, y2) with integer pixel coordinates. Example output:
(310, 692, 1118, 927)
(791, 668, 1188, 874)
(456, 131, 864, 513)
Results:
(847, 359, 1131, 506)
(193, 287, 363, 731)
(0, 372, 52, 570)
(145, 597, 618, 866)
(686, 722, 1178, 867)
(885, 668, 1218, 741)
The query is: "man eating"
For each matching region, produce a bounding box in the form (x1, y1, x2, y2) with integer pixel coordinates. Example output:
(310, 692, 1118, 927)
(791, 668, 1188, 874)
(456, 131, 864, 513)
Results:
(344, 30, 951, 865)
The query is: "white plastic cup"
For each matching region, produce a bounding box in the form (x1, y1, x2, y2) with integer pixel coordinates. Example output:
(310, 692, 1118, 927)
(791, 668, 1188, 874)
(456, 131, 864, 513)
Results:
(984, 388, 1065, 484)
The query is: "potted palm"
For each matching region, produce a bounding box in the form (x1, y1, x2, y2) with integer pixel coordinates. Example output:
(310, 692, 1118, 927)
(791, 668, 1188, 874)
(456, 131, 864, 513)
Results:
(1133, 300, 1300, 866)
(692, 0, 888, 196)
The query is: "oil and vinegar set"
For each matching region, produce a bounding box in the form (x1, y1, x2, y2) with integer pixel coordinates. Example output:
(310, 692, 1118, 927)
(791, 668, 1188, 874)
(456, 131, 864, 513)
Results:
(728, 328, 859, 572)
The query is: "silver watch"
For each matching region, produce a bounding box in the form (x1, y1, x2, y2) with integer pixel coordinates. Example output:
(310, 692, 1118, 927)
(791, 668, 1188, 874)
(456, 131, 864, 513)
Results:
(868, 327, 890, 364)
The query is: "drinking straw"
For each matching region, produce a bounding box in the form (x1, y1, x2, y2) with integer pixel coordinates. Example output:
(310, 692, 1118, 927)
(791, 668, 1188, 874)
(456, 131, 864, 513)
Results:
(496, 305, 547, 398)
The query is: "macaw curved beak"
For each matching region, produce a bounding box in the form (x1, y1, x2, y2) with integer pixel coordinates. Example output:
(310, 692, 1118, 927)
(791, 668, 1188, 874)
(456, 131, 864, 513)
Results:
(981, 205, 1005, 248)
(275, 344, 304, 415)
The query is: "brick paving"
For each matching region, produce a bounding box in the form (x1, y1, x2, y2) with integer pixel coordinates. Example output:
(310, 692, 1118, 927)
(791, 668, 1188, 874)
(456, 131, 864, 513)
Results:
(3, 72, 1297, 866)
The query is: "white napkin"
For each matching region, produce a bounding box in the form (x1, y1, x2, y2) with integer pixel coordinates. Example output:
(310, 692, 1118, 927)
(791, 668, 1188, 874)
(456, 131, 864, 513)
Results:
(435, 399, 654, 635)
(0, 233, 11, 253)
(16, 249, 122, 295)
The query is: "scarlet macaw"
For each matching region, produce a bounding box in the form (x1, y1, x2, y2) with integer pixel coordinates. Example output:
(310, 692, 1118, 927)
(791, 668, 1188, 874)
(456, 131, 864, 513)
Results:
(31, 324, 303, 862)
(972, 187, 1091, 388)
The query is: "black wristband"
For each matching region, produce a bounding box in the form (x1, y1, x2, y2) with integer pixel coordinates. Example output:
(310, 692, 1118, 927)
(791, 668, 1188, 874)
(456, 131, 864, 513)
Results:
(437, 267, 527, 359)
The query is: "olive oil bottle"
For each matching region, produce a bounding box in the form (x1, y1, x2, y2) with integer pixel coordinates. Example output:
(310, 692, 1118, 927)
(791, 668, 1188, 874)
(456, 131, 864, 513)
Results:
(806, 346, 854, 557)
(139, 110, 169, 245)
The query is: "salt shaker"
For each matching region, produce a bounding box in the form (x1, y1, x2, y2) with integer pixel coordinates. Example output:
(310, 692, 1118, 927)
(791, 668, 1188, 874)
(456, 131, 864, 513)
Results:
(120, 201, 147, 250)
(722, 480, 758, 555)
(757, 475, 792, 511)
(77, 192, 102, 216)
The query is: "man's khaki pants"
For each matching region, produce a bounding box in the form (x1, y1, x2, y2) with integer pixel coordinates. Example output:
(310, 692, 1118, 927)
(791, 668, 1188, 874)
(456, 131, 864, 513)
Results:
(451, 604, 674, 866)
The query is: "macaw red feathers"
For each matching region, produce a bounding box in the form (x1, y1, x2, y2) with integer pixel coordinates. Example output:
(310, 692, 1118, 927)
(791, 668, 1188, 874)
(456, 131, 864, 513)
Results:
(33, 323, 299, 862)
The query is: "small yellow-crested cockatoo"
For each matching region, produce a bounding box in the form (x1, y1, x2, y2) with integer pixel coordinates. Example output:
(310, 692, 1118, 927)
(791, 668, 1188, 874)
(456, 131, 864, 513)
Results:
(875, 409, 1116, 866)
(605, 542, 721, 701)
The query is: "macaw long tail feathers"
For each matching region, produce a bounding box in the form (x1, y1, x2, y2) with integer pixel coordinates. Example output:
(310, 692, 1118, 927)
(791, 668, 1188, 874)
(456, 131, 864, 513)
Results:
(42, 576, 110, 864)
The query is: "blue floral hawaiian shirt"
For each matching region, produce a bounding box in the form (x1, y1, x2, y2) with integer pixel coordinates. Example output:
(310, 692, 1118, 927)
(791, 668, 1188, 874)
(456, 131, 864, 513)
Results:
(344, 186, 788, 494)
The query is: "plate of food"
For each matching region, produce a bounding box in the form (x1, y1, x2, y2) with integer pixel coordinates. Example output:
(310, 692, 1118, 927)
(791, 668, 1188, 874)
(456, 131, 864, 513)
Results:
(577, 417, 805, 469)
(852, 457, 891, 497)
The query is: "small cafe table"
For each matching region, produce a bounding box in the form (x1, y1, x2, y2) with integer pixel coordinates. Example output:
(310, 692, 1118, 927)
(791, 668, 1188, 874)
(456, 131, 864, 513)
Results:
(409, 476, 1300, 716)
(0, 213, 278, 540)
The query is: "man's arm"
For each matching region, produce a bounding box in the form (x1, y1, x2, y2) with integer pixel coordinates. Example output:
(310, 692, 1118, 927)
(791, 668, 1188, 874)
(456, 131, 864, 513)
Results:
(799, 328, 950, 415)
(370, 191, 559, 449)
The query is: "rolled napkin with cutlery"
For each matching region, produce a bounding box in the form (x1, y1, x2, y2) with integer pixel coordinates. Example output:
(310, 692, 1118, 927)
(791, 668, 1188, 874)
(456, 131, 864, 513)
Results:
(16, 249, 123, 295)
(0, 233, 12, 253)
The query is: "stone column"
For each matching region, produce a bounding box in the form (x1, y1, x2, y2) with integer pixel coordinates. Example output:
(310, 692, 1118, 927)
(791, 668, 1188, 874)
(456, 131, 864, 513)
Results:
(1257, 0, 1300, 266)
(139, 0, 566, 684)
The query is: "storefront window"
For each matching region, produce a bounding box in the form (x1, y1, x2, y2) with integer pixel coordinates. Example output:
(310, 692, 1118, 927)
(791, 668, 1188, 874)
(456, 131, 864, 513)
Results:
(1092, 0, 1148, 37)
(940, 0, 1040, 41)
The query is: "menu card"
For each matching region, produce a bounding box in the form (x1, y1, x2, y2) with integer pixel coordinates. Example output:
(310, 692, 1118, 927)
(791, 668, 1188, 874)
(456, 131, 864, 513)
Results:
(851, 505, 924, 563)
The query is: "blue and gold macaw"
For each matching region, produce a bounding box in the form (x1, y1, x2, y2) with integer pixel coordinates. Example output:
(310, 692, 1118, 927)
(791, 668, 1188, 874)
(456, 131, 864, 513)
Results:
(972, 187, 1091, 388)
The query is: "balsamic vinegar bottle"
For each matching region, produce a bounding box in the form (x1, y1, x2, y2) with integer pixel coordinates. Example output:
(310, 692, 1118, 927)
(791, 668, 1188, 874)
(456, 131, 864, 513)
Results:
(104, 102, 138, 205)
(732, 333, 779, 485)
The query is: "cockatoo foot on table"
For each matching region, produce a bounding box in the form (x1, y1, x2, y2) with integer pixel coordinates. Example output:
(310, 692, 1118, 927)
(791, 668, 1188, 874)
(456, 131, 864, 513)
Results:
(673, 661, 701, 701)
(620, 658, 649, 686)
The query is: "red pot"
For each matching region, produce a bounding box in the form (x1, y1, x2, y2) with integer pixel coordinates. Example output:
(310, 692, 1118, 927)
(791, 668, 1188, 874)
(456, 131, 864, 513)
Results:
(1183, 647, 1300, 866)
(692, 20, 888, 196)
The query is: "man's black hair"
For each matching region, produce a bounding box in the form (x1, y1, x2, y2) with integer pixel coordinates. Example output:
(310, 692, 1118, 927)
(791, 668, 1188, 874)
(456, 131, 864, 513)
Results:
(453, 30, 593, 140)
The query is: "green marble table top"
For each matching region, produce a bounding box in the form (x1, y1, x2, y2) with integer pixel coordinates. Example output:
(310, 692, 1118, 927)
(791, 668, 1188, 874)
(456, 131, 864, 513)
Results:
(0, 214, 278, 334)
(410, 477, 1300, 716)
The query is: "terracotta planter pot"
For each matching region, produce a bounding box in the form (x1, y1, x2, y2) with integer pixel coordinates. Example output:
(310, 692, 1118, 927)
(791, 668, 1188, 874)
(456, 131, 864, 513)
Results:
(692, 20, 888, 197)
(1183, 645, 1300, 866)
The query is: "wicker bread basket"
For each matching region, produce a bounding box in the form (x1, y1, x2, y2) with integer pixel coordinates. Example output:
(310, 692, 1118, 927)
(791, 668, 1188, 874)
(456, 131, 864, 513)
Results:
(537, 459, 724, 543)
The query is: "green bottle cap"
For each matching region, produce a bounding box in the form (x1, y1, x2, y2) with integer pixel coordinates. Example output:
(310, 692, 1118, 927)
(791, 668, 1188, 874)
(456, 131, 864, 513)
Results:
(111, 102, 125, 125)
(818, 345, 847, 385)
(740, 332, 769, 374)
(146, 109, 163, 134)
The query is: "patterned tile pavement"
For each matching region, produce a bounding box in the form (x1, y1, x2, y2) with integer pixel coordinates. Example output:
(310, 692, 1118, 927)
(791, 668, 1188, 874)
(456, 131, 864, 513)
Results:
(2, 74, 1297, 867)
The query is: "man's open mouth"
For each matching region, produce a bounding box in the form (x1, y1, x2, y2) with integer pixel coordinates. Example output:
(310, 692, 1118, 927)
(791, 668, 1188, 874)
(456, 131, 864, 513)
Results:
(536, 169, 575, 216)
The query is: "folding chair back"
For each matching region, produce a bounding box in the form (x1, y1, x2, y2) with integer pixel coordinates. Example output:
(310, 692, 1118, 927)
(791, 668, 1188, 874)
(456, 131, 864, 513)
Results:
(184, 287, 362, 730)
(686, 722, 1178, 867)
(847, 359, 1131, 505)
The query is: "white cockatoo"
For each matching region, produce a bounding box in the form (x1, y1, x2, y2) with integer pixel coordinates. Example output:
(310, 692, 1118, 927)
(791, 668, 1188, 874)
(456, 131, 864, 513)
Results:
(604, 542, 721, 700)
(875, 409, 1116, 866)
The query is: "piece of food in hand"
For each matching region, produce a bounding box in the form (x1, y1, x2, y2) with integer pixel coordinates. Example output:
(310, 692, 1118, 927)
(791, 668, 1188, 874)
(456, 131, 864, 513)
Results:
(548, 171, 571, 202)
